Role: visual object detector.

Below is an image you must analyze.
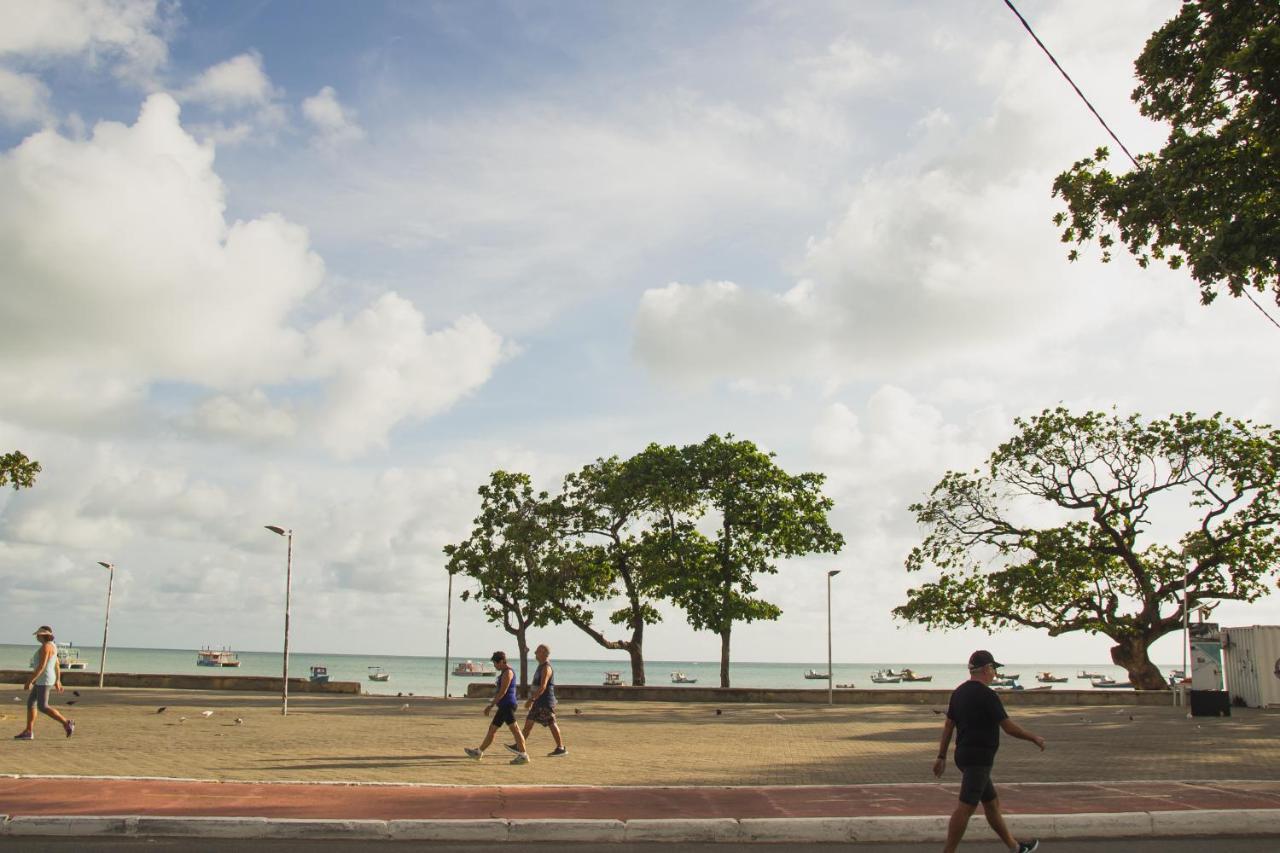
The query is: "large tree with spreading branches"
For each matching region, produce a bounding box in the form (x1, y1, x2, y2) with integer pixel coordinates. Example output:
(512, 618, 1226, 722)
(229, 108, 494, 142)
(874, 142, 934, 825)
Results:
(895, 408, 1280, 690)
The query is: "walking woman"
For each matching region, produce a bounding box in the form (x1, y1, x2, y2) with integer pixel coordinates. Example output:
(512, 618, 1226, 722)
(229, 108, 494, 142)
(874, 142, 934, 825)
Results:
(14, 626, 74, 740)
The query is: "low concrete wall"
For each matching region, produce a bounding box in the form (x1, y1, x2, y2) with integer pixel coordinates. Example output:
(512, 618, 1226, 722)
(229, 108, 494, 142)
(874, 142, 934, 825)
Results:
(0, 670, 360, 695)
(465, 682, 1174, 706)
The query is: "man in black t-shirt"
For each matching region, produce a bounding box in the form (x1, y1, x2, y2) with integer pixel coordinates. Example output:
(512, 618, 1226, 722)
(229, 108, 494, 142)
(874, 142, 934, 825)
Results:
(933, 650, 1045, 853)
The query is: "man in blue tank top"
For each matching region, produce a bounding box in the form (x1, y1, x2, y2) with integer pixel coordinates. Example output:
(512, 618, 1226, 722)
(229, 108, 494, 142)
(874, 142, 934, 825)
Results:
(464, 650, 530, 764)
(505, 643, 567, 757)
(933, 650, 1044, 853)
(14, 626, 74, 741)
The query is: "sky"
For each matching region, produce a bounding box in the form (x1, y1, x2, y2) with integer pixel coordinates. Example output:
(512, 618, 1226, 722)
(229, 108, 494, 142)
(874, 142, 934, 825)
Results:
(1, 0, 1277, 667)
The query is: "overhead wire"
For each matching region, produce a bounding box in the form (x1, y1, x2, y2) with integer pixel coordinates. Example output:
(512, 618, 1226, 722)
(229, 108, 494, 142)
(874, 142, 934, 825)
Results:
(1001, 0, 1280, 330)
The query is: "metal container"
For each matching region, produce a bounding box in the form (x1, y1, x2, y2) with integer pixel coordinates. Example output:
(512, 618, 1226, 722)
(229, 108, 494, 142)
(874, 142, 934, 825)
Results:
(1220, 625, 1280, 708)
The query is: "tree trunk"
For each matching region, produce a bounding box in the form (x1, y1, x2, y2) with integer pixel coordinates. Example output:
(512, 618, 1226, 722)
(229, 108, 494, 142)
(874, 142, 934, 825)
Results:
(719, 628, 731, 688)
(630, 619, 646, 686)
(516, 630, 530, 692)
(1110, 634, 1168, 690)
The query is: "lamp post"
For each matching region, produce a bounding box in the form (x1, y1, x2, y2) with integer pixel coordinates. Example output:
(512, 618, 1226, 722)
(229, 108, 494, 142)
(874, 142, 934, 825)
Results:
(443, 570, 454, 699)
(96, 562, 115, 689)
(265, 525, 293, 716)
(827, 569, 841, 705)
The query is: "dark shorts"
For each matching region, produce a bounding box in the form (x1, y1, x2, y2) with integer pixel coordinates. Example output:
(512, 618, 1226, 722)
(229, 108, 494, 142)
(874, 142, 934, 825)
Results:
(27, 685, 51, 712)
(957, 764, 997, 805)
(526, 703, 557, 727)
(491, 703, 517, 727)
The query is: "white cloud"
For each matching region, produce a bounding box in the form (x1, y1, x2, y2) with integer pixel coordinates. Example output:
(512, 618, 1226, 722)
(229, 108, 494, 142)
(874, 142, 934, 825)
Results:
(301, 85, 364, 148)
(0, 67, 51, 125)
(182, 52, 275, 110)
(0, 93, 506, 454)
(0, 0, 169, 82)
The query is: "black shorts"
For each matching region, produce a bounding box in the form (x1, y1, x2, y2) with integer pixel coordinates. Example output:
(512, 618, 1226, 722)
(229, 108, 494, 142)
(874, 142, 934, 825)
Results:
(491, 704, 517, 727)
(27, 685, 52, 712)
(957, 763, 997, 805)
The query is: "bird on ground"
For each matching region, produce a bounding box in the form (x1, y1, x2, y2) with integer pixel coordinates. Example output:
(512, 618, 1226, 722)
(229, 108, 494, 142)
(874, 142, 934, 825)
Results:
(931, 708, 943, 715)
(200, 711, 214, 717)
(12, 697, 20, 702)
(66, 700, 77, 706)
(715, 709, 722, 716)
(400, 703, 410, 711)
(156, 707, 167, 714)
(235, 717, 244, 725)
(774, 713, 786, 721)
(72, 691, 80, 697)
(574, 708, 582, 716)
(179, 716, 187, 724)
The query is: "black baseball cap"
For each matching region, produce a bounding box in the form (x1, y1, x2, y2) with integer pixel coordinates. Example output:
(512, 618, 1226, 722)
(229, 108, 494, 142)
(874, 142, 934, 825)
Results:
(968, 650, 1002, 670)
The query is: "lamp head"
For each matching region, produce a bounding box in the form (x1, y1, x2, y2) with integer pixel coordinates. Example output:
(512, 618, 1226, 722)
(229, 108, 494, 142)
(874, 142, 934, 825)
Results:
(828, 569, 841, 577)
(265, 525, 290, 536)
(97, 561, 113, 570)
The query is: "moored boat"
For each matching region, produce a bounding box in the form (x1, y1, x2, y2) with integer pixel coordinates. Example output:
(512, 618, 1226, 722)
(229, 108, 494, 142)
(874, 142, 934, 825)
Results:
(367, 666, 390, 682)
(603, 671, 624, 686)
(309, 665, 330, 683)
(58, 643, 88, 670)
(1077, 670, 1105, 679)
(1036, 672, 1068, 683)
(835, 682, 856, 689)
(899, 668, 933, 682)
(870, 669, 901, 684)
(1090, 676, 1132, 688)
(452, 660, 495, 677)
(670, 671, 697, 684)
(196, 646, 241, 667)
(804, 669, 831, 679)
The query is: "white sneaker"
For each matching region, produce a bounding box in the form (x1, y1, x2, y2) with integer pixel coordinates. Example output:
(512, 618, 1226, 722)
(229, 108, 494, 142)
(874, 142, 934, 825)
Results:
(464, 747, 483, 759)
(510, 752, 530, 765)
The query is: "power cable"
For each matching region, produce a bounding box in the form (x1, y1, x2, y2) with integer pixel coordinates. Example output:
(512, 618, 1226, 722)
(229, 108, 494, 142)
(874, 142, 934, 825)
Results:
(1002, 0, 1279, 330)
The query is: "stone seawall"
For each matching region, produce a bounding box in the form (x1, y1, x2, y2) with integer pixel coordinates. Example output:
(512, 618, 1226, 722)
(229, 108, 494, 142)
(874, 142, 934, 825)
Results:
(0, 669, 360, 694)
(465, 682, 1174, 706)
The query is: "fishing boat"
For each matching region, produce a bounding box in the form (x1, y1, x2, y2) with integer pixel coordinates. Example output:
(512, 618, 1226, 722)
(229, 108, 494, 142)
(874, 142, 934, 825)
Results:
(1077, 670, 1105, 679)
(871, 669, 901, 684)
(804, 669, 830, 680)
(196, 646, 241, 667)
(835, 682, 857, 689)
(603, 671, 624, 686)
(57, 643, 88, 671)
(992, 675, 1020, 688)
(1167, 669, 1187, 685)
(451, 660, 495, 677)
(1036, 672, 1068, 683)
(899, 668, 933, 682)
(670, 671, 697, 684)
(367, 666, 390, 682)
(309, 665, 330, 684)
(1090, 676, 1133, 689)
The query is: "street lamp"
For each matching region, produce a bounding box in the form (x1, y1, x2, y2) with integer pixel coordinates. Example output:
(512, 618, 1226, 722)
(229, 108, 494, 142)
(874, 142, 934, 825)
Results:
(96, 562, 115, 689)
(827, 569, 841, 705)
(443, 569, 454, 699)
(265, 525, 293, 716)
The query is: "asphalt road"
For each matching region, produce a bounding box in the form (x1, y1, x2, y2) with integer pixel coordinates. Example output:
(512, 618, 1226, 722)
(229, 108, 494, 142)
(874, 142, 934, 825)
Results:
(2, 839, 1277, 852)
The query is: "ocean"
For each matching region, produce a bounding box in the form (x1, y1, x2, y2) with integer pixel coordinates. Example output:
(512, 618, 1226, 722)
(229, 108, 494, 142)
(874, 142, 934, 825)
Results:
(0, 643, 1170, 698)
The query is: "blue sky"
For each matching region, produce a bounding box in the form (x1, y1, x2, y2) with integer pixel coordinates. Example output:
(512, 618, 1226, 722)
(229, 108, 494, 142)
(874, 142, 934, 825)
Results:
(1, 0, 1276, 667)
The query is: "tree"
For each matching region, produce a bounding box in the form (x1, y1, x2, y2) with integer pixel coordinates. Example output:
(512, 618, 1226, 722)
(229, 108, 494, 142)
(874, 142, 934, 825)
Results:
(895, 408, 1280, 690)
(1, 451, 41, 490)
(1053, 1, 1280, 308)
(658, 435, 844, 688)
(443, 471, 564, 689)
(551, 446, 692, 687)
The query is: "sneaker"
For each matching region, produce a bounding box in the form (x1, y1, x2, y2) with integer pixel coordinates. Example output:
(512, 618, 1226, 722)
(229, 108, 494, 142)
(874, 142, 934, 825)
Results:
(1015, 842, 1040, 853)
(503, 743, 521, 755)
(509, 752, 530, 765)
(464, 747, 483, 759)
(548, 746, 567, 756)
(13, 732, 33, 740)
(64, 720, 75, 738)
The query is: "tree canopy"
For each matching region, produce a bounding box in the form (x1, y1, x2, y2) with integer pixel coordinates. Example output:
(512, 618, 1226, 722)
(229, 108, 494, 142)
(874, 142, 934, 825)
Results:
(1052, 1, 1280, 308)
(1, 451, 41, 491)
(895, 408, 1280, 689)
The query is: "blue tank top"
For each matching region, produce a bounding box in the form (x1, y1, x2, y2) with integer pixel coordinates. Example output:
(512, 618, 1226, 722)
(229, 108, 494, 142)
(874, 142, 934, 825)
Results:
(532, 662, 556, 707)
(496, 669, 517, 707)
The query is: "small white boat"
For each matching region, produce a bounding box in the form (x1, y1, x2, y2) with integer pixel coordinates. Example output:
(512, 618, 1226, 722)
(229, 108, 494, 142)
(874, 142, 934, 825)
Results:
(196, 646, 241, 667)
(670, 671, 697, 684)
(603, 671, 625, 686)
(367, 666, 390, 682)
(992, 675, 1020, 688)
(871, 669, 901, 684)
(452, 660, 495, 677)
(309, 665, 330, 684)
(58, 644, 88, 671)
(1090, 676, 1133, 688)
(1036, 672, 1068, 683)
(1077, 670, 1105, 679)
(804, 669, 831, 679)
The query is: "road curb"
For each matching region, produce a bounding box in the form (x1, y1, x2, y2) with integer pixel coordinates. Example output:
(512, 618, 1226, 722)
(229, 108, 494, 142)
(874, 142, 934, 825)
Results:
(2, 810, 1278, 842)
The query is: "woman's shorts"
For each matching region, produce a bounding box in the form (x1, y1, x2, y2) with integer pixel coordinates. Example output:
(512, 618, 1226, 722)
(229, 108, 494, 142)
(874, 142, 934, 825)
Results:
(491, 703, 517, 727)
(27, 685, 51, 712)
(526, 703, 557, 727)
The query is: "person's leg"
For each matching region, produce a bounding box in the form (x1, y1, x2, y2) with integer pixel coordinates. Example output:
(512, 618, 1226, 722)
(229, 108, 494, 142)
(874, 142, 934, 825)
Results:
(477, 723, 500, 751)
(522, 717, 535, 741)
(507, 721, 528, 753)
(548, 721, 564, 749)
(942, 801, 977, 853)
(22, 689, 37, 735)
(980, 796, 1018, 850)
(40, 698, 69, 726)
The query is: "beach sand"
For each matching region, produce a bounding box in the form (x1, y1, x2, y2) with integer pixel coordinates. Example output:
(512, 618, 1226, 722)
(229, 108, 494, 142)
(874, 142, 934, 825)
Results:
(2, 683, 1277, 786)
